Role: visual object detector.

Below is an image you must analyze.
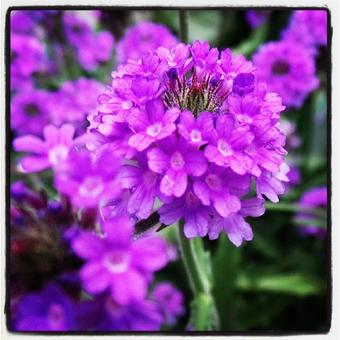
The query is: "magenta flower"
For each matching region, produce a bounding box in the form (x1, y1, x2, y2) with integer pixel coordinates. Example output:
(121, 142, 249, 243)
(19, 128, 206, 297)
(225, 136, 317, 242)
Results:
(253, 40, 319, 108)
(11, 33, 46, 90)
(204, 115, 256, 176)
(72, 216, 168, 305)
(13, 124, 87, 173)
(147, 136, 208, 197)
(88, 40, 289, 243)
(116, 21, 178, 64)
(127, 99, 180, 151)
(118, 155, 160, 219)
(178, 110, 213, 147)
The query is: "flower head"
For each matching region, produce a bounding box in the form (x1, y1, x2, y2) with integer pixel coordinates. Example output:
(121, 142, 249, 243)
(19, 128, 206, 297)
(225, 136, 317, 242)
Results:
(253, 39, 319, 108)
(116, 21, 178, 64)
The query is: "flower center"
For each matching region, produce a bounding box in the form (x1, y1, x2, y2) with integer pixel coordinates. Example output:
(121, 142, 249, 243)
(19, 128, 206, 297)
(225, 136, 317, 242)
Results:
(272, 60, 290, 75)
(104, 250, 130, 274)
(25, 103, 40, 117)
(206, 174, 222, 190)
(163, 70, 228, 116)
(143, 170, 158, 187)
(190, 129, 202, 143)
(185, 190, 200, 209)
(48, 145, 69, 165)
(170, 151, 185, 170)
(146, 123, 162, 137)
(217, 139, 233, 157)
(79, 176, 104, 198)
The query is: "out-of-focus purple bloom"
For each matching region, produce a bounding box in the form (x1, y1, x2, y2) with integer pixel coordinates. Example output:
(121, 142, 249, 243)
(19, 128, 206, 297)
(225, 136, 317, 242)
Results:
(246, 10, 271, 28)
(152, 282, 184, 325)
(116, 21, 178, 64)
(72, 216, 168, 304)
(13, 124, 87, 173)
(64, 11, 114, 71)
(11, 88, 51, 136)
(55, 147, 121, 208)
(295, 187, 327, 238)
(279, 120, 301, 150)
(282, 10, 327, 52)
(14, 284, 75, 331)
(148, 136, 208, 197)
(49, 78, 105, 127)
(253, 40, 319, 108)
(11, 11, 36, 34)
(11, 33, 46, 90)
(76, 294, 163, 331)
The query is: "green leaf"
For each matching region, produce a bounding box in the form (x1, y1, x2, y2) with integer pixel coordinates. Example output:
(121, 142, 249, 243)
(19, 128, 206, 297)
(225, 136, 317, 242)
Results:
(236, 273, 325, 297)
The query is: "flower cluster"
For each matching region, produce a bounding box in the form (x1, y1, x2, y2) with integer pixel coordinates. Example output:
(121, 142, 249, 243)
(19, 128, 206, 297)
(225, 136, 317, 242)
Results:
(252, 9, 325, 109)
(281, 10, 327, 53)
(116, 21, 178, 64)
(88, 40, 289, 245)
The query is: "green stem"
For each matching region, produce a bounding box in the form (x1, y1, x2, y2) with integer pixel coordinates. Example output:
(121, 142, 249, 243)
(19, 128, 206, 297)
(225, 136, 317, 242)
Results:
(176, 221, 219, 330)
(179, 10, 189, 43)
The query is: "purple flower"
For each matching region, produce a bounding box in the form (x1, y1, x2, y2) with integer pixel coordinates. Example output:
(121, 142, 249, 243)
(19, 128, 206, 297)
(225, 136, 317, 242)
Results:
(152, 282, 184, 325)
(282, 10, 327, 51)
(49, 78, 105, 126)
(89, 40, 289, 243)
(11, 88, 52, 136)
(253, 40, 319, 108)
(295, 187, 327, 238)
(11, 33, 46, 90)
(14, 284, 75, 331)
(13, 124, 88, 173)
(127, 99, 180, 151)
(178, 110, 213, 147)
(148, 136, 208, 197)
(159, 185, 212, 238)
(72, 216, 168, 304)
(117, 21, 178, 64)
(55, 146, 121, 208)
(204, 115, 256, 176)
(64, 11, 114, 71)
(245, 10, 271, 28)
(11, 11, 36, 34)
(76, 294, 163, 331)
(208, 197, 265, 246)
